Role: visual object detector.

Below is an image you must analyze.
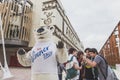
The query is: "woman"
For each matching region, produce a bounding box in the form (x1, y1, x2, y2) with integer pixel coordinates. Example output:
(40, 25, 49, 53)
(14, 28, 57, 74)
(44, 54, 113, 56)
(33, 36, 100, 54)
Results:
(77, 51, 84, 80)
(66, 48, 82, 80)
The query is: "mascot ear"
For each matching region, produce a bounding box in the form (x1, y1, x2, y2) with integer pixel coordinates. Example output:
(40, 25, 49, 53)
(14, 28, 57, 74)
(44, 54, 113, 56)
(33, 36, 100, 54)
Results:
(49, 26, 55, 33)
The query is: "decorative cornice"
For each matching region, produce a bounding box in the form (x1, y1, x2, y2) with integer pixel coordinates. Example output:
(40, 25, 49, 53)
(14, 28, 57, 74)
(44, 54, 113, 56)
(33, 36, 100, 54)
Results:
(41, 11, 55, 26)
(54, 25, 80, 50)
(42, 1, 57, 11)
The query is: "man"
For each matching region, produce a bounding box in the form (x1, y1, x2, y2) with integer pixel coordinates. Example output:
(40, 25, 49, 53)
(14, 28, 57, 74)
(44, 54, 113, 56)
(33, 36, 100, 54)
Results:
(84, 48, 98, 80)
(83, 48, 107, 80)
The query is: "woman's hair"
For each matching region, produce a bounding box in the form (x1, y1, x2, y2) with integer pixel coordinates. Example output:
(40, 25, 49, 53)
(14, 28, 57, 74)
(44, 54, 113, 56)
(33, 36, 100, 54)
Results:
(89, 48, 98, 54)
(84, 48, 91, 52)
(68, 48, 77, 54)
(77, 51, 84, 57)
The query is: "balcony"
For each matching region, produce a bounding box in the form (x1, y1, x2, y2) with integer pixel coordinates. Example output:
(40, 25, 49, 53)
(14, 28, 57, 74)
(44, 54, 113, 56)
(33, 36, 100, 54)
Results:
(0, 0, 33, 47)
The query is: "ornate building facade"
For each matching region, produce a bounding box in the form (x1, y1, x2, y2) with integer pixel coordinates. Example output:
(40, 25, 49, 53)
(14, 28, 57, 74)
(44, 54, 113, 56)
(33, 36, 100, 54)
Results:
(99, 21, 120, 66)
(0, 0, 84, 66)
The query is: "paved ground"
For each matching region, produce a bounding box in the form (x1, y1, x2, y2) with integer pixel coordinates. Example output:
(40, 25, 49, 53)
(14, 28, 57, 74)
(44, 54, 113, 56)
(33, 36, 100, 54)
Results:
(0, 67, 31, 80)
(113, 69, 120, 80)
(0, 67, 66, 80)
(0, 67, 120, 80)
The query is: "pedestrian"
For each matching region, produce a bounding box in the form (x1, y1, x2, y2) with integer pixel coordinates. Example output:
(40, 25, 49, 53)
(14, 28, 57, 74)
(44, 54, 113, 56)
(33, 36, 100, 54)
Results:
(57, 41, 68, 80)
(83, 48, 107, 80)
(66, 48, 82, 80)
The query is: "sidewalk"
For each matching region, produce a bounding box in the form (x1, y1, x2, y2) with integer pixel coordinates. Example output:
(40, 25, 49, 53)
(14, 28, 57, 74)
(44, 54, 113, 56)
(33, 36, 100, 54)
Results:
(0, 67, 66, 80)
(0, 67, 31, 80)
(113, 69, 120, 80)
(114, 64, 120, 80)
(0, 67, 120, 80)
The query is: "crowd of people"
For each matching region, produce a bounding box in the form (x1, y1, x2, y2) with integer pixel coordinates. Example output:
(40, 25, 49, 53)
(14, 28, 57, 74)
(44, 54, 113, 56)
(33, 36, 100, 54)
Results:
(58, 47, 109, 80)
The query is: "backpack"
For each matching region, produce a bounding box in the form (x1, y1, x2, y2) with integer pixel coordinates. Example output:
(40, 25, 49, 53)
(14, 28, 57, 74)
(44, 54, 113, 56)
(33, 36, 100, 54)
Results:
(99, 55, 119, 80)
(65, 56, 78, 80)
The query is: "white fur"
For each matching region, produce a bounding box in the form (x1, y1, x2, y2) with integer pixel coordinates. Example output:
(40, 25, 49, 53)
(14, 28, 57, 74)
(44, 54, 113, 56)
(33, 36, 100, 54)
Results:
(17, 51, 31, 66)
(17, 26, 68, 80)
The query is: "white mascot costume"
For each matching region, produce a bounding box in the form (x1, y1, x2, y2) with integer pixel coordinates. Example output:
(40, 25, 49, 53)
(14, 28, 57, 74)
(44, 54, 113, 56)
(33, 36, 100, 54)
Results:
(17, 26, 68, 80)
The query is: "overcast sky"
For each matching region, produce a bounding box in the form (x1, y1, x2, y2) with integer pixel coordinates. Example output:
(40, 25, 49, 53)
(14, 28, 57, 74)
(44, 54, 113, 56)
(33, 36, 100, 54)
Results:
(60, 0, 120, 51)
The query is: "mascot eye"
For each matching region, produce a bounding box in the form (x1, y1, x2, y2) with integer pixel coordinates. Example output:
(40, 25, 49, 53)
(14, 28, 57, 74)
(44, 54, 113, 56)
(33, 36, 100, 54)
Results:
(37, 27, 44, 33)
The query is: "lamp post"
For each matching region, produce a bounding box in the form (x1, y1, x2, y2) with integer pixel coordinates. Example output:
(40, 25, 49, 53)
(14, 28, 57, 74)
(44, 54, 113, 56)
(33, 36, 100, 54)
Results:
(0, 12, 13, 79)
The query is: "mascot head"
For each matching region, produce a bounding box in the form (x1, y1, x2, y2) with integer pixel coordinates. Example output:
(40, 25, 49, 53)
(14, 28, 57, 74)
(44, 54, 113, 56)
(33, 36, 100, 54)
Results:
(34, 25, 55, 42)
